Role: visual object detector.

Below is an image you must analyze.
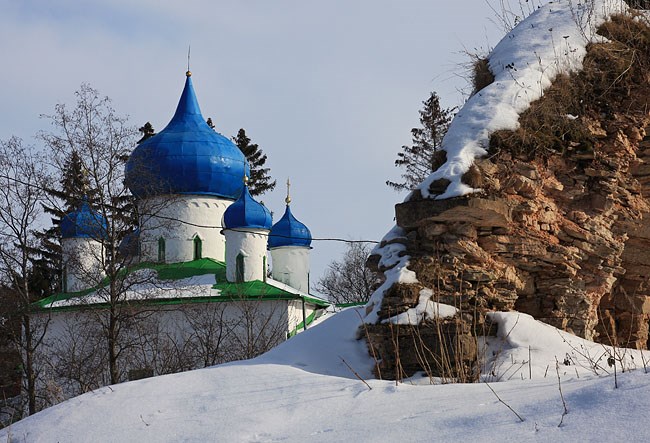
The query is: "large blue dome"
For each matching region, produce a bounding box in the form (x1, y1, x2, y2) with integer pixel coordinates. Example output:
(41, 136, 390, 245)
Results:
(268, 204, 312, 249)
(224, 184, 272, 230)
(125, 72, 248, 199)
(61, 199, 108, 239)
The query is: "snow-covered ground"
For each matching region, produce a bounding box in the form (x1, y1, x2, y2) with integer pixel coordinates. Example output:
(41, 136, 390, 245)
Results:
(5, 2, 649, 441)
(3, 307, 650, 442)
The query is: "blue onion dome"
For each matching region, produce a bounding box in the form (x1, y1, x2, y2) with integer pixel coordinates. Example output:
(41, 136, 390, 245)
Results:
(61, 198, 108, 239)
(125, 71, 248, 199)
(223, 180, 272, 230)
(118, 228, 140, 258)
(268, 204, 312, 249)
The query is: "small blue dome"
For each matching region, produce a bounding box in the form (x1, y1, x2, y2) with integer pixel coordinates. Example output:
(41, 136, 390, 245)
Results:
(118, 228, 140, 258)
(125, 72, 248, 199)
(268, 205, 312, 248)
(224, 185, 272, 230)
(61, 199, 108, 239)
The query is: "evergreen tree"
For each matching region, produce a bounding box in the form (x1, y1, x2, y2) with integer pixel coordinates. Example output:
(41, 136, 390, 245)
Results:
(137, 122, 155, 143)
(233, 128, 276, 197)
(386, 92, 455, 192)
(32, 150, 96, 297)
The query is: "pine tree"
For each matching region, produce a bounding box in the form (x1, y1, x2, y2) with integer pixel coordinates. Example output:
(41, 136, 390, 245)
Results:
(386, 92, 455, 192)
(233, 128, 276, 197)
(32, 151, 96, 296)
(138, 122, 155, 143)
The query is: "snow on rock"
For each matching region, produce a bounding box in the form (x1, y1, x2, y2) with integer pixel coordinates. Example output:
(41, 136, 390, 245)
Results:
(365, 0, 629, 326)
(385, 290, 458, 325)
(418, 0, 627, 199)
(364, 225, 418, 324)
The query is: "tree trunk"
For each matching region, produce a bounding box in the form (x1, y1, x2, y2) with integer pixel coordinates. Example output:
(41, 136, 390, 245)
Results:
(22, 314, 37, 415)
(108, 305, 119, 385)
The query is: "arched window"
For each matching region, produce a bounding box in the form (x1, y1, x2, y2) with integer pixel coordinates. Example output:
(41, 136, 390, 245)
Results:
(158, 237, 166, 263)
(236, 253, 245, 282)
(193, 236, 202, 260)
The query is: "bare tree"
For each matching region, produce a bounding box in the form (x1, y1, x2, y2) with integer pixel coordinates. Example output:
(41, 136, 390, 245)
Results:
(182, 303, 235, 367)
(47, 314, 108, 400)
(0, 137, 50, 415)
(38, 83, 171, 385)
(227, 298, 290, 361)
(315, 242, 376, 305)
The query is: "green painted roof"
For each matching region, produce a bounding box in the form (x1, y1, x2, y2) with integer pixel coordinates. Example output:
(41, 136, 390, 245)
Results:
(212, 280, 329, 307)
(34, 258, 329, 311)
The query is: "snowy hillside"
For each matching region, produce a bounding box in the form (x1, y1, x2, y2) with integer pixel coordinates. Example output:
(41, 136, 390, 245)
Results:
(2, 307, 650, 442)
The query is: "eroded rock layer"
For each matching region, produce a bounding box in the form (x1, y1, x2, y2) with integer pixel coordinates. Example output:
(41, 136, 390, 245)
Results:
(367, 14, 650, 364)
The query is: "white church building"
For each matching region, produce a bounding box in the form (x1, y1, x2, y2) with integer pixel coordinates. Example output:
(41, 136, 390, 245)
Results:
(33, 71, 329, 401)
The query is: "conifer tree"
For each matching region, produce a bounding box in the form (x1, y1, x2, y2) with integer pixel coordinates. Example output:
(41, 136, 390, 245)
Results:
(233, 128, 276, 197)
(137, 122, 155, 143)
(386, 92, 455, 192)
(32, 150, 96, 296)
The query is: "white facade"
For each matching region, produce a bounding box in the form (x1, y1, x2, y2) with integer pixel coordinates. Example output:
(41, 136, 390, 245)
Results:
(224, 228, 269, 282)
(270, 247, 310, 293)
(34, 295, 323, 407)
(138, 195, 233, 263)
(62, 238, 105, 292)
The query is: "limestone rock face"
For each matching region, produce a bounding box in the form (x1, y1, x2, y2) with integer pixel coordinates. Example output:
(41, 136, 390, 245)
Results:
(364, 13, 650, 381)
(369, 120, 650, 349)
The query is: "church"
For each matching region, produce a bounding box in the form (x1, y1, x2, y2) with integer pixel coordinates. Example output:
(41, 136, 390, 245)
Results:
(33, 71, 329, 401)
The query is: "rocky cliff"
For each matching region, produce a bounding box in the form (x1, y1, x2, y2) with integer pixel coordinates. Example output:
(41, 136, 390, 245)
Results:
(364, 6, 650, 379)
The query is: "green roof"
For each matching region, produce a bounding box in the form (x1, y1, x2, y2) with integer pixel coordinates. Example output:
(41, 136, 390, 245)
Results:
(212, 280, 329, 307)
(34, 258, 329, 311)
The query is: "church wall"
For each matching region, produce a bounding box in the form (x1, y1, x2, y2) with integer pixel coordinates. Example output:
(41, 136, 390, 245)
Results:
(138, 195, 232, 263)
(61, 238, 105, 292)
(270, 247, 310, 293)
(32, 298, 297, 408)
(287, 300, 318, 333)
(224, 229, 269, 282)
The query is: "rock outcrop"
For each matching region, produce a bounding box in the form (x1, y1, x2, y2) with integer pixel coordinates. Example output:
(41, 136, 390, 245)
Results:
(365, 11, 650, 379)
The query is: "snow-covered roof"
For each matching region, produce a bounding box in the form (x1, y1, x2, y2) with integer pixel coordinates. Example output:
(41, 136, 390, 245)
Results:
(35, 258, 329, 311)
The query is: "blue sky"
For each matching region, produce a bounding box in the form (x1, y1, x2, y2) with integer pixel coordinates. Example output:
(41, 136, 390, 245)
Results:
(0, 0, 508, 285)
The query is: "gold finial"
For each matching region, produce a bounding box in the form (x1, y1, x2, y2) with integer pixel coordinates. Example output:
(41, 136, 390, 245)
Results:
(186, 45, 191, 77)
(243, 174, 249, 186)
(285, 178, 292, 205)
